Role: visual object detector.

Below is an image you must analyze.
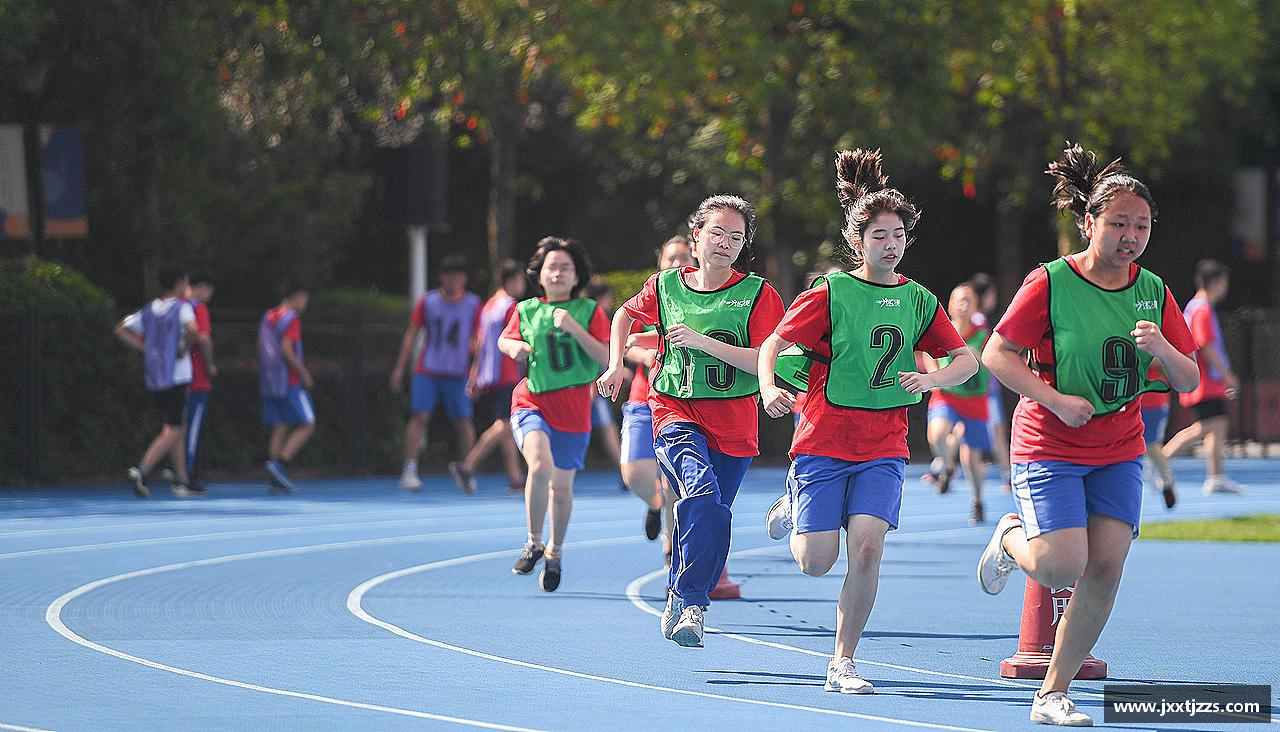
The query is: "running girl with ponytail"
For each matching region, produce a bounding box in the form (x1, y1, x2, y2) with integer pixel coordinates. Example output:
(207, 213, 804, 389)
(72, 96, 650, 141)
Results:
(976, 143, 1198, 726)
(499, 237, 611, 592)
(597, 195, 784, 648)
(757, 150, 977, 694)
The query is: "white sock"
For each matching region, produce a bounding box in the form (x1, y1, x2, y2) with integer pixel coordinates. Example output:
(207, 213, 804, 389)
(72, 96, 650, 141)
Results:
(546, 543, 562, 558)
(403, 459, 418, 474)
(528, 532, 543, 546)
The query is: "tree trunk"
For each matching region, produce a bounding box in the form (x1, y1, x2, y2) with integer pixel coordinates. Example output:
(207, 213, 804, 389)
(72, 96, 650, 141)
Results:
(486, 108, 518, 288)
(759, 102, 796, 302)
(995, 182, 1026, 308)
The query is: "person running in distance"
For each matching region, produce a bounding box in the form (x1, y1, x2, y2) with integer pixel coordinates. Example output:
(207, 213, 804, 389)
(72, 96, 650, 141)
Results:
(390, 255, 482, 493)
(182, 272, 217, 491)
(598, 194, 785, 647)
(976, 143, 1198, 726)
(259, 279, 315, 494)
(458, 259, 529, 494)
(620, 235, 696, 560)
(115, 264, 203, 499)
(923, 282, 994, 524)
(501, 238, 611, 592)
(758, 150, 976, 693)
(1162, 259, 1246, 495)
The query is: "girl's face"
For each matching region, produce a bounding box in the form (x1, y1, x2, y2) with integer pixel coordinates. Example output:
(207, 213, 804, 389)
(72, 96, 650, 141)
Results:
(539, 249, 578, 300)
(1083, 191, 1152, 270)
(693, 210, 747, 270)
(948, 285, 976, 323)
(659, 242, 695, 270)
(858, 212, 907, 276)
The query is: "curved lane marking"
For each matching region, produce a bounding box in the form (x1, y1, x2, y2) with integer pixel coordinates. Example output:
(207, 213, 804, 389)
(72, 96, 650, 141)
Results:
(348, 538, 991, 732)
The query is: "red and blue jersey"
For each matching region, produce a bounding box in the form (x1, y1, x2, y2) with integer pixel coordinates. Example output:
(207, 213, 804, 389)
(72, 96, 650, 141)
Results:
(473, 292, 522, 391)
(188, 299, 213, 393)
(259, 306, 303, 397)
(411, 290, 481, 378)
(1180, 296, 1230, 407)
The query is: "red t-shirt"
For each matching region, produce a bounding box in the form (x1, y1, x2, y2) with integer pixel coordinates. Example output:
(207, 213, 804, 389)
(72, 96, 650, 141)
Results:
(1180, 298, 1230, 406)
(189, 301, 213, 392)
(994, 260, 1196, 465)
(927, 323, 989, 420)
(501, 299, 611, 433)
(623, 268, 785, 457)
(777, 277, 965, 462)
(267, 306, 304, 387)
(625, 319, 653, 404)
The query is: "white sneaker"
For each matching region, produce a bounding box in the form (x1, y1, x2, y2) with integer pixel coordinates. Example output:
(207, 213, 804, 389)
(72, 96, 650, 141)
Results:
(1030, 690, 1092, 726)
(824, 657, 874, 694)
(1202, 474, 1246, 496)
(671, 605, 705, 647)
(399, 467, 422, 492)
(978, 513, 1022, 595)
(765, 493, 793, 540)
(661, 591, 684, 640)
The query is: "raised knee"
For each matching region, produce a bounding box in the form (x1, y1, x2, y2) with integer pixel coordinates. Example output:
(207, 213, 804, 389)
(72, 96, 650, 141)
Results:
(1027, 558, 1086, 589)
(797, 552, 838, 577)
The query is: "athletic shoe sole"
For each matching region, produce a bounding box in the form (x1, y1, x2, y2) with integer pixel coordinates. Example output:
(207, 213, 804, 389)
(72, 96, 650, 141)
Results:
(127, 468, 150, 499)
(824, 681, 874, 694)
(671, 627, 703, 647)
(978, 513, 1021, 595)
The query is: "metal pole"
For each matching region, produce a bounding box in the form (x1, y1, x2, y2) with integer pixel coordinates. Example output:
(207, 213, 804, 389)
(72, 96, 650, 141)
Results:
(409, 224, 428, 304)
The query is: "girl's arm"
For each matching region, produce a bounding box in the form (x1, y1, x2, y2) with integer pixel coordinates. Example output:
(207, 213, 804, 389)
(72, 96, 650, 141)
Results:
(757, 333, 796, 419)
(1133, 320, 1199, 393)
(596, 308, 635, 400)
(553, 308, 609, 366)
(498, 336, 533, 363)
(982, 332, 1094, 428)
(900, 346, 977, 394)
(666, 323, 761, 374)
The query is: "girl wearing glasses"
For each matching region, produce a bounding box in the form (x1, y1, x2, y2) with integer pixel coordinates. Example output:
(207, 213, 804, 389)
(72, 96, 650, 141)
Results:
(499, 237, 611, 592)
(598, 195, 784, 647)
(757, 150, 977, 694)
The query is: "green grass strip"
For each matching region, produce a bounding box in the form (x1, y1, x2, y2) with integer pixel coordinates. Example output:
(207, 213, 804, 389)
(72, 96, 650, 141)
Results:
(1142, 514, 1280, 542)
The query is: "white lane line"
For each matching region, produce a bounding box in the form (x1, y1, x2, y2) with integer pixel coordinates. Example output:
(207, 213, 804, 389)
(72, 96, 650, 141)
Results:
(348, 541, 991, 731)
(2, 518, 637, 561)
(45, 531, 558, 732)
(0, 503, 633, 538)
(0, 722, 55, 732)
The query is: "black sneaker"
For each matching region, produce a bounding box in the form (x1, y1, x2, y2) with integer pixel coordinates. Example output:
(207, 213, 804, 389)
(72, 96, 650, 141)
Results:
(127, 467, 150, 499)
(969, 500, 985, 526)
(645, 508, 662, 541)
(540, 554, 562, 592)
(512, 541, 544, 574)
(936, 468, 954, 495)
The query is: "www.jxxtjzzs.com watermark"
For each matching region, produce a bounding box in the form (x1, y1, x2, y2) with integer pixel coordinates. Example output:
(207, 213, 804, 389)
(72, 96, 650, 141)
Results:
(1103, 684, 1272, 724)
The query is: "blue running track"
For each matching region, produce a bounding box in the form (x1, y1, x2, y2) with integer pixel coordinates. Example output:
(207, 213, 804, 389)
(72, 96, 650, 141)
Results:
(1, 458, 1277, 730)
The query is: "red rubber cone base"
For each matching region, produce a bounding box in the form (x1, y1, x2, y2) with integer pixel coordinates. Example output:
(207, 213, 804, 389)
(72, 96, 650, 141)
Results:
(708, 567, 740, 600)
(999, 578, 1107, 680)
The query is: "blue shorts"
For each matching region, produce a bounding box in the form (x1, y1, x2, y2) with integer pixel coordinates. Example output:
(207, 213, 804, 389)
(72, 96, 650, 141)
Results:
(620, 401, 656, 464)
(262, 387, 316, 426)
(1141, 405, 1170, 444)
(789, 455, 906, 533)
(1011, 459, 1143, 539)
(927, 404, 994, 452)
(591, 394, 615, 429)
(511, 408, 590, 471)
(411, 374, 472, 420)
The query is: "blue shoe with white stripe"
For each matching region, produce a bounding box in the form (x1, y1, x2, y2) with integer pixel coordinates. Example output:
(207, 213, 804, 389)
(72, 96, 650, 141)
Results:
(265, 460, 298, 494)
